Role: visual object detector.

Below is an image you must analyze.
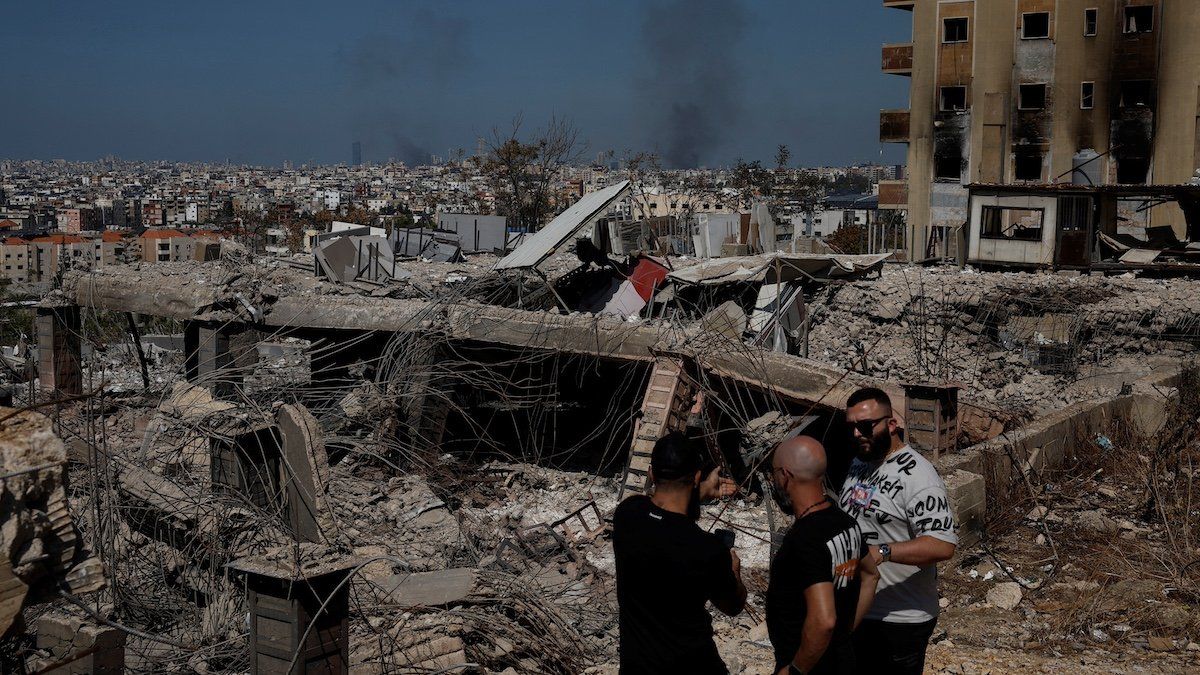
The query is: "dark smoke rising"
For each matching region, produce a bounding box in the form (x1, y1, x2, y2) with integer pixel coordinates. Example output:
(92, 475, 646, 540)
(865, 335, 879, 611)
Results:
(636, 0, 748, 168)
(339, 8, 471, 165)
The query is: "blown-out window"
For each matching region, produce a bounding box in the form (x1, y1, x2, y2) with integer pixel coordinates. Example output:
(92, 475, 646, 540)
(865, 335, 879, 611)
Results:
(1014, 154, 1044, 182)
(1019, 84, 1048, 110)
(1022, 12, 1051, 39)
(1120, 80, 1154, 107)
(943, 17, 969, 43)
(940, 86, 968, 111)
(981, 206, 1044, 241)
(1124, 6, 1153, 33)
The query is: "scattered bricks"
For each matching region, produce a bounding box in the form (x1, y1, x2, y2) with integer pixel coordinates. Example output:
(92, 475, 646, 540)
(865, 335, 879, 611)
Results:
(34, 611, 126, 674)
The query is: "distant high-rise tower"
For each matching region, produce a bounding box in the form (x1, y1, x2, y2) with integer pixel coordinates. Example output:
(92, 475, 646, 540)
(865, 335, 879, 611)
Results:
(352, 141, 363, 167)
(476, 136, 487, 158)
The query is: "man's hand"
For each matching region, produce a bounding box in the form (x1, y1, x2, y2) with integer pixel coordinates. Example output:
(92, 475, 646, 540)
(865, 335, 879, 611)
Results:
(699, 467, 736, 501)
(730, 549, 742, 577)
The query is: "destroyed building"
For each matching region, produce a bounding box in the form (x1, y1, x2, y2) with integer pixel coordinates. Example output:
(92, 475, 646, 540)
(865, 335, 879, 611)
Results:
(3, 172, 1200, 673)
(882, 1, 1200, 262)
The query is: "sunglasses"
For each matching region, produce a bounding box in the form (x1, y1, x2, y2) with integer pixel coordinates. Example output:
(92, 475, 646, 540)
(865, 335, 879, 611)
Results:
(848, 415, 890, 437)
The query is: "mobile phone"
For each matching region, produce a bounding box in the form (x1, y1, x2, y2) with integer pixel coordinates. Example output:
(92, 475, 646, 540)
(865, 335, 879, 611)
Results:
(715, 528, 736, 549)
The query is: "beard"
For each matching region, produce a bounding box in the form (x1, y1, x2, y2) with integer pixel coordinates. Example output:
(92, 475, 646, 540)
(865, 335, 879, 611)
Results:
(857, 427, 892, 462)
(770, 480, 794, 514)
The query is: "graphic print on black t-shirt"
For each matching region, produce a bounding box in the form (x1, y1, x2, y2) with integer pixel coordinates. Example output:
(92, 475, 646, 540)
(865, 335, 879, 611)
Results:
(612, 495, 741, 675)
(766, 505, 865, 675)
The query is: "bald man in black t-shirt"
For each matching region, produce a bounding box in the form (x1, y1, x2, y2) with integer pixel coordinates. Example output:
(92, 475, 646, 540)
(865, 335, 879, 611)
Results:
(767, 436, 879, 675)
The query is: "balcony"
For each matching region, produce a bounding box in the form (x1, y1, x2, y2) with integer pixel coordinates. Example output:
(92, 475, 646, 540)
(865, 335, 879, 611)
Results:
(883, 0, 915, 9)
(882, 43, 913, 75)
(877, 180, 908, 210)
(880, 109, 911, 143)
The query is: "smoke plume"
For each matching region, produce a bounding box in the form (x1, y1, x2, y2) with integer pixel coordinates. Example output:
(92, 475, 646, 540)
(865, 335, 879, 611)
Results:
(635, 0, 748, 168)
(339, 7, 471, 165)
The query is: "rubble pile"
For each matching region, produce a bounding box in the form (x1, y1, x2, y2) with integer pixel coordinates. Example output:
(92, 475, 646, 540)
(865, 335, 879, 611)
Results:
(924, 406, 1200, 673)
(808, 266, 1200, 413)
(0, 410, 104, 639)
(11, 248, 1200, 672)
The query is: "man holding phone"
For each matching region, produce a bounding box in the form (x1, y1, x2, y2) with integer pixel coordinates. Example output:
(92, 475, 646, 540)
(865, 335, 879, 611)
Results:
(613, 432, 746, 674)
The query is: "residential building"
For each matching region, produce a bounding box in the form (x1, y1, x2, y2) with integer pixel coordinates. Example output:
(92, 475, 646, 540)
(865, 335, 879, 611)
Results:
(58, 207, 98, 234)
(882, 0, 1200, 259)
(1, 237, 30, 283)
(139, 229, 218, 263)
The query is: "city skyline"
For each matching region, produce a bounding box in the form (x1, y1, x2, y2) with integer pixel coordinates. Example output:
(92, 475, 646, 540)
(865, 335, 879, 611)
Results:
(1, 1, 909, 168)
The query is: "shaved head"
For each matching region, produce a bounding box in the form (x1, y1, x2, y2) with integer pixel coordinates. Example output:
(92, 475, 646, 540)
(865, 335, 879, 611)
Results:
(772, 435, 827, 482)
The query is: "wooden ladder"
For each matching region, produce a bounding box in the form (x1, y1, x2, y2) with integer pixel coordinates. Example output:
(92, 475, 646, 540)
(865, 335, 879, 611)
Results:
(619, 357, 695, 501)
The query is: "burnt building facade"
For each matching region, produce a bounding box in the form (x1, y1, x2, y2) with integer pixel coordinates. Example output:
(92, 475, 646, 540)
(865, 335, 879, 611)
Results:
(880, 0, 1200, 259)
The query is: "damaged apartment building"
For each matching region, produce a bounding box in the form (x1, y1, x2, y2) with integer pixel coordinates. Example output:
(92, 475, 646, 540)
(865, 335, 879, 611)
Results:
(880, 1, 1200, 262)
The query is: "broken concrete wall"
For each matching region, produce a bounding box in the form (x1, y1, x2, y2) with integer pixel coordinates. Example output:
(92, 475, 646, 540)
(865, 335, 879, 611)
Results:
(937, 364, 1182, 543)
(277, 403, 337, 544)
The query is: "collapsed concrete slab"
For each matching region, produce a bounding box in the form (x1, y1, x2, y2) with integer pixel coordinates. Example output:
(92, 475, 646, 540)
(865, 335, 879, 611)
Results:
(61, 268, 892, 411)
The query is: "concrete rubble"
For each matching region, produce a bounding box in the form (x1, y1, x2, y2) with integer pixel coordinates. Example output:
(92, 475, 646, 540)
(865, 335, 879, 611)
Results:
(2, 243, 1199, 673)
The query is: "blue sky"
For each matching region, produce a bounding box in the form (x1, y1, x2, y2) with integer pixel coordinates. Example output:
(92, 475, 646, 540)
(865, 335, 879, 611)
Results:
(1, 1, 911, 168)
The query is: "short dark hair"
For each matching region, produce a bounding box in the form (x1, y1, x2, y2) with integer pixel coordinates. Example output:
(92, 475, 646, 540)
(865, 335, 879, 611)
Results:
(846, 387, 892, 412)
(651, 431, 701, 485)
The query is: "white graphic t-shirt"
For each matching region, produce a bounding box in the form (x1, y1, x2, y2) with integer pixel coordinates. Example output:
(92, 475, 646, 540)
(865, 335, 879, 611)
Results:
(838, 445, 958, 624)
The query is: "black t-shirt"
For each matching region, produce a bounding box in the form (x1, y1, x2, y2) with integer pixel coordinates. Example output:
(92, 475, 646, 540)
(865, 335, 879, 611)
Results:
(613, 495, 741, 675)
(766, 504, 865, 675)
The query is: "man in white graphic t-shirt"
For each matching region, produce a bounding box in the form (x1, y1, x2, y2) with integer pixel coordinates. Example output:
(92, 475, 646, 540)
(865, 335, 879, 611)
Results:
(839, 387, 957, 675)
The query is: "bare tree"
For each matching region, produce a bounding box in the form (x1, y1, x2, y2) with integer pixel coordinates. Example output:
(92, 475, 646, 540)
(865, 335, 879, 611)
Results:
(623, 150, 662, 221)
(482, 115, 585, 231)
(774, 144, 791, 170)
(731, 159, 774, 211)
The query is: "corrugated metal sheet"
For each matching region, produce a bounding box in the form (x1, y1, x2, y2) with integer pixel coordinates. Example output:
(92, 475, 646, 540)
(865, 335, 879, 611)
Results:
(493, 180, 631, 271)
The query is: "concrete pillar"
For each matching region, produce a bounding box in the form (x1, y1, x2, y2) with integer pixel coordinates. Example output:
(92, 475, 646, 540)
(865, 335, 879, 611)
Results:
(902, 382, 961, 458)
(33, 611, 126, 674)
(210, 424, 282, 512)
(229, 554, 354, 675)
(184, 321, 255, 399)
(36, 306, 82, 396)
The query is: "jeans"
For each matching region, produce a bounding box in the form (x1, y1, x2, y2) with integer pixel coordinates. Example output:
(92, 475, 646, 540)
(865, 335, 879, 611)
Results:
(852, 618, 937, 674)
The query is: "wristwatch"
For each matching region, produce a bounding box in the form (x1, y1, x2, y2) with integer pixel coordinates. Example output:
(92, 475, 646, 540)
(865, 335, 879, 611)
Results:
(788, 663, 807, 675)
(878, 543, 892, 563)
